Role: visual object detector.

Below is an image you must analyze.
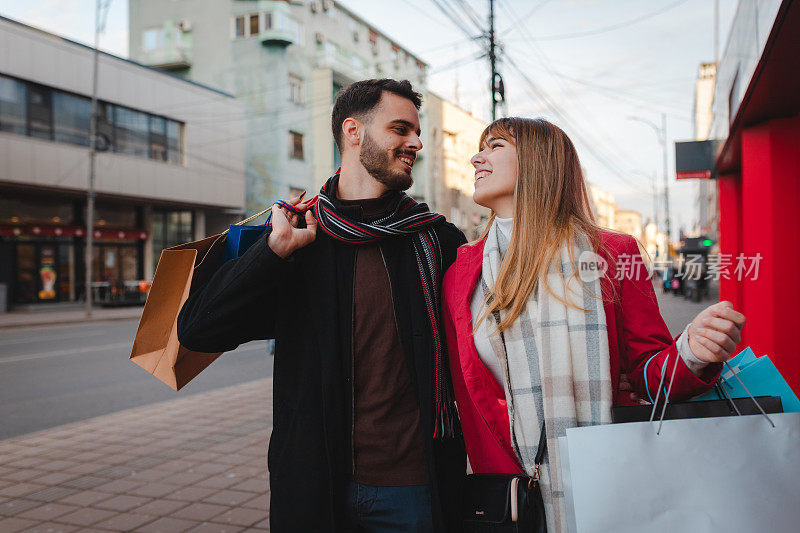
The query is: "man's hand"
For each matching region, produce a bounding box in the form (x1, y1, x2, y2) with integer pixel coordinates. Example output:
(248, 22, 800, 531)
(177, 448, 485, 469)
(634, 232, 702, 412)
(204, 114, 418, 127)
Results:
(687, 301, 746, 364)
(267, 194, 317, 259)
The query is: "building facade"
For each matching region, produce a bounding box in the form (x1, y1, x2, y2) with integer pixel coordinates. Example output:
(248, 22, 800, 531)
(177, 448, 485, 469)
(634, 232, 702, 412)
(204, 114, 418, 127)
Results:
(693, 61, 718, 239)
(614, 209, 643, 242)
(710, 0, 798, 392)
(0, 16, 245, 308)
(588, 183, 615, 230)
(129, 0, 430, 214)
(424, 92, 488, 240)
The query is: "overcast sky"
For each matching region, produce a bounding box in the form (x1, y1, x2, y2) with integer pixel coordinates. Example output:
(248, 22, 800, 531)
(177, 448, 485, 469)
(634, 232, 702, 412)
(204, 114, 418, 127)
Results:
(0, 0, 739, 236)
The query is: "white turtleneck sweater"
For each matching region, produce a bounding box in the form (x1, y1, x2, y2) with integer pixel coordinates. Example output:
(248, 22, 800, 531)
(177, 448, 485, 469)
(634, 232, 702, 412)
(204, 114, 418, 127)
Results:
(469, 217, 707, 395)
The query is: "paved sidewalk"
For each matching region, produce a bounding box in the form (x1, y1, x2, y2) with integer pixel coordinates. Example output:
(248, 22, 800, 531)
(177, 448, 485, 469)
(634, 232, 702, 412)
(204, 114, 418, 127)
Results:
(0, 379, 272, 532)
(0, 306, 143, 329)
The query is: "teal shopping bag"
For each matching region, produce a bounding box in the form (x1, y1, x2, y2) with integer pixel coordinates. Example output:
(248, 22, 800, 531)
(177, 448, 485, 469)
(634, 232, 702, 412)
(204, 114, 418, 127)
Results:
(693, 348, 800, 412)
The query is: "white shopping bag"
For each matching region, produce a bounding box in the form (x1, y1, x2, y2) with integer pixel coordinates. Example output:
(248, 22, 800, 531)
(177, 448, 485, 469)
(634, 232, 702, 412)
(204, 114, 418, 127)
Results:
(563, 413, 800, 532)
(561, 355, 800, 533)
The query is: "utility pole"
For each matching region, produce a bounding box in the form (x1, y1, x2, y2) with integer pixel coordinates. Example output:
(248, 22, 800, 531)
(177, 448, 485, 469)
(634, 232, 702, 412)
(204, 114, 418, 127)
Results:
(714, 0, 720, 64)
(628, 114, 672, 243)
(85, 0, 104, 317)
(661, 112, 672, 243)
(489, 0, 497, 120)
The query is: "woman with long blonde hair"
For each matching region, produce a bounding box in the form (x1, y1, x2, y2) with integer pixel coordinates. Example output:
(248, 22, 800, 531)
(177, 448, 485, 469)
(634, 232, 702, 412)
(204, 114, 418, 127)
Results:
(441, 117, 746, 531)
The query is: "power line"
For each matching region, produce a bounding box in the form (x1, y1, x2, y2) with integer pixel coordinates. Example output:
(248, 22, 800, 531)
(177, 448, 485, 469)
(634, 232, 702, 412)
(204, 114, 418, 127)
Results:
(497, 0, 653, 192)
(514, 0, 692, 41)
(499, 0, 553, 34)
(503, 54, 652, 195)
(428, 0, 483, 39)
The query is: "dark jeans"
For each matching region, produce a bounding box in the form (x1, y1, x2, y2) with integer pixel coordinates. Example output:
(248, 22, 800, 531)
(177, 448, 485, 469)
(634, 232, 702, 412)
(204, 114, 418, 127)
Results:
(344, 481, 434, 532)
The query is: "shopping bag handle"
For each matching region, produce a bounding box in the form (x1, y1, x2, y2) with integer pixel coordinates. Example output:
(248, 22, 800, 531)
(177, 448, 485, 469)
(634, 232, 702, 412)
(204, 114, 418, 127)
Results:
(648, 353, 775, 434)
(220, 208, 271, 235)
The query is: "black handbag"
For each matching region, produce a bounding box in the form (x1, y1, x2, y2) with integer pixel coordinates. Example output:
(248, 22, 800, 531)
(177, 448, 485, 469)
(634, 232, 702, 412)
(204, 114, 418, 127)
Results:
(461, 425, 547, 532)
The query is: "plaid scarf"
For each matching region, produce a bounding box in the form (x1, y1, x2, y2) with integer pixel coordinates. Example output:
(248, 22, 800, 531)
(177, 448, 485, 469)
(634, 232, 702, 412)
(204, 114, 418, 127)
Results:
(299, 175, 457, 440)
(481, 221, 612, 532)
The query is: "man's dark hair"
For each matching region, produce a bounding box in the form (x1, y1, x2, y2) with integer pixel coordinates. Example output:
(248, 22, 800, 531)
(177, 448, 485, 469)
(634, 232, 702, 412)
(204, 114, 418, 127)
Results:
(331, 78, 423, 152)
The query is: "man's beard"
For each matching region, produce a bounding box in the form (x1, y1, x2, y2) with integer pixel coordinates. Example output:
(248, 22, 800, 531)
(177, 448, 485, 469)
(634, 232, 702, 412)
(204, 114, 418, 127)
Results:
(359, 132, 414, 191)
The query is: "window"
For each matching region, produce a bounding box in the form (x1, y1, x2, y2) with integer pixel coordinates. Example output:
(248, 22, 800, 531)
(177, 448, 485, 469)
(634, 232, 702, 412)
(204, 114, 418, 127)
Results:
(234, 15, 245, 38)
(142, 27, 165, 51)
(53, 92, 91, 146)
(0, 76, 181, 164)
(113, 106, 149, 158)
(0, 75, 27, 135)
(149, 116, 167, 161)
(95, 101, 114, 152)
(152, 209, 194, 272)
(289, 75, 304, 104)
(289, 131, 304, 160)
(264, 12, 273, 30)
(27, 85, 53, 140)
(166, 120, 182, 164)
(249, 14, 260, 36)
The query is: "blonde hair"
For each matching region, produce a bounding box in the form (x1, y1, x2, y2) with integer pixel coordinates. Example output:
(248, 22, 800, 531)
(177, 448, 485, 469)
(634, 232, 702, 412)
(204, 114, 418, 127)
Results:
(475, 117, 615, 334)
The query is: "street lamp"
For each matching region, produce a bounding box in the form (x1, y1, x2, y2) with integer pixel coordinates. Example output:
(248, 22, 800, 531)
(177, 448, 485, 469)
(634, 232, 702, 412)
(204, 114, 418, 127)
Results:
(628, 114, 671, 243)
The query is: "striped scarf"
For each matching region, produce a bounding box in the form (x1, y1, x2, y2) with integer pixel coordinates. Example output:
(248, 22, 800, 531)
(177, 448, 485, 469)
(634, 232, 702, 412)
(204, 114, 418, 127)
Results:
(306, 175, 457, 440)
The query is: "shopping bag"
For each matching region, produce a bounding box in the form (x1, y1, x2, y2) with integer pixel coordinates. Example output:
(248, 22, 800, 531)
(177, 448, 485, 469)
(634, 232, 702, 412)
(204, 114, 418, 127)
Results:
(130, 209, 269, 390)
(560, 354, 800, 532)
(562, 412, 800, 532)
(693, 351, 800, 412)
(224, 224, 267, 262)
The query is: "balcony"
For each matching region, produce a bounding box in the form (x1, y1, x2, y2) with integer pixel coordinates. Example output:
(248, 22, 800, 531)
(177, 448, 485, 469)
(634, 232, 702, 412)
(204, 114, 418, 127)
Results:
(140, 22, 193, 71)
(141, 43, 192, 71)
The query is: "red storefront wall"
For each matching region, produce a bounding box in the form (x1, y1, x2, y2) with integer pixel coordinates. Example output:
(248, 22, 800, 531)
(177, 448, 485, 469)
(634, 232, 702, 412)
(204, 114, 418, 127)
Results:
(718, 115, 800, 394)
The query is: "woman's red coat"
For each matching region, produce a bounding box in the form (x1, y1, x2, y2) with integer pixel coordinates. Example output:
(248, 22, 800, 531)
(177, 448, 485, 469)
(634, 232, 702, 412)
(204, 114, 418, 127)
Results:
(441, 231, 719, 474)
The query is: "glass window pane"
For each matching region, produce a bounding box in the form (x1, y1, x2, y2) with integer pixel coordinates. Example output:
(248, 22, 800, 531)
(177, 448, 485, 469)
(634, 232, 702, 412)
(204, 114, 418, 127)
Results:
(290, 131, 304, 160)
(0, 76, 27, 135)
(121, 247, 137, 280)
(27, 85, 52, 140)
(14, 244, 37, 304)
(235, 16, 245, 37)
(113, 106, 149, 158)
(166, 212, 180, 246)
(167, 120, 182, 164)
(149, 115, 167, 161)
(143, 28, 164, 51)
(53, 92, 91, 146)
(249, 14, 259, 35)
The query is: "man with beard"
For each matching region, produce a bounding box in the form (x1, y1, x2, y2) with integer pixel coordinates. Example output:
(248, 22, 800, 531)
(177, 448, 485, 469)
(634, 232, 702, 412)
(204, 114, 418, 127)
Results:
(177, 79, 467, 532)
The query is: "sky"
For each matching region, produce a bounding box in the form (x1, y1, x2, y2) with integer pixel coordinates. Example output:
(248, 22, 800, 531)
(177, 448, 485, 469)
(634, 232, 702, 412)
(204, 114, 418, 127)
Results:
(0, 0, 740, 237)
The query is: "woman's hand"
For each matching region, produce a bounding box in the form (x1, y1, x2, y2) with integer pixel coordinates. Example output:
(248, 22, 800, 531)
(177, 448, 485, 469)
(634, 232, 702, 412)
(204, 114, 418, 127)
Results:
(687, 301, 746, 364)
(267, 194, 317, 259)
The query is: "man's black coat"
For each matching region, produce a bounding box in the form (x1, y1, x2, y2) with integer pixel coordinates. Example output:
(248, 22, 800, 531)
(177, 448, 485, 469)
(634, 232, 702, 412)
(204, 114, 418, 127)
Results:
(177, 198, 467, 532)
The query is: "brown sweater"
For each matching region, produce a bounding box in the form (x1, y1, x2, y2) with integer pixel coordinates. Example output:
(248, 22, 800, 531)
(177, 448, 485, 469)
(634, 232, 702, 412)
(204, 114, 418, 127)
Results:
(343, 195, 428, 487)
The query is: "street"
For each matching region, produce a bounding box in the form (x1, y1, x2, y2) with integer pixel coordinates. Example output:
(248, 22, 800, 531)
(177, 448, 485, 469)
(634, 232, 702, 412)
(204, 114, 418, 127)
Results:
(0, 283, 709, 442)
(654, 281, 717, 337)
(0, 290, 719, 532)
(0, 318, 273, 440)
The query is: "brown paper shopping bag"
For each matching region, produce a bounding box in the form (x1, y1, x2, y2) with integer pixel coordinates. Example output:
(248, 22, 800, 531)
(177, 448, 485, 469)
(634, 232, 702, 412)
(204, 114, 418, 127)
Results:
(130, 209, 269, 390)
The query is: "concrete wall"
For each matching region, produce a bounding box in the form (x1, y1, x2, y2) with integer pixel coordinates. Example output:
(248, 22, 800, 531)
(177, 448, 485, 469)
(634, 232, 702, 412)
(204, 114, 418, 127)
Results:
(129, 0, 429, 213)
(0, 16, 246, 210)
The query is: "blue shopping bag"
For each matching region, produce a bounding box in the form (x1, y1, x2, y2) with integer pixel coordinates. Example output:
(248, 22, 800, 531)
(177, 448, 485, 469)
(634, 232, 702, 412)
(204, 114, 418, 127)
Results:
(693, 348, 800, 412)
(224, 224, 267, 263)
